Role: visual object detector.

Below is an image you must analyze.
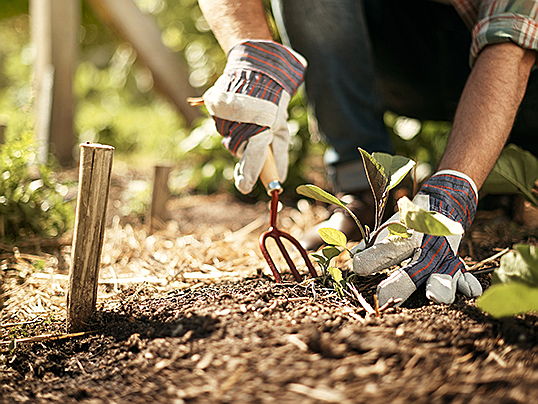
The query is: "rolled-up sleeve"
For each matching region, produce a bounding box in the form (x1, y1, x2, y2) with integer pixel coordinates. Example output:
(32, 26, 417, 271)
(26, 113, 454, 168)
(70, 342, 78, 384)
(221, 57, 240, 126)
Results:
(452, 0, 538, 65)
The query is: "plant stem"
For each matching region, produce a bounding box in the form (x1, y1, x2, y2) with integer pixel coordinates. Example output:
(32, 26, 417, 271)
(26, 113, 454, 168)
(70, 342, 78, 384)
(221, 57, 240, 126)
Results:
(343, 206, 367, 244)
(366, 220, 403, 248)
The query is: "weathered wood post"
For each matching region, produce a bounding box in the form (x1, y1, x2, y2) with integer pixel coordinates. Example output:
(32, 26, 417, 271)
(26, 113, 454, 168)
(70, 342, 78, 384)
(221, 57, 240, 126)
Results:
(147, 165, 172, 233)
(67, 143, 114, 331)
(31, 0, 79, 166)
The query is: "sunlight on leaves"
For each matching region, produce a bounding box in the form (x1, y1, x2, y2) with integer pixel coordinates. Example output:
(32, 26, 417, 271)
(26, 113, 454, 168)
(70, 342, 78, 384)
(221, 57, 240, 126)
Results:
(493, 244, 538, 287)
(387, 222, 412, 238)
(477, 282, 538, 318)
(372, 152, 416, 191)
(328, 267, 343, 284)
(398, 197, 464, 236)
(318, 228, 347, 247)
(296, 185, 346, 208)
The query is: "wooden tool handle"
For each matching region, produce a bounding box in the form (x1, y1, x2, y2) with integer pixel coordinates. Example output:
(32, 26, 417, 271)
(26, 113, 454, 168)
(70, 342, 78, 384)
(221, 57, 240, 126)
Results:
(187, 96, 282, 194)
(260, 149, 283, 194)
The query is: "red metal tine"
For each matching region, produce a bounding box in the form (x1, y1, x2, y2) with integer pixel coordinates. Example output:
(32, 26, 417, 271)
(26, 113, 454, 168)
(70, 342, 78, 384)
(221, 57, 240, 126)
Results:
(258, 190, 317, 283)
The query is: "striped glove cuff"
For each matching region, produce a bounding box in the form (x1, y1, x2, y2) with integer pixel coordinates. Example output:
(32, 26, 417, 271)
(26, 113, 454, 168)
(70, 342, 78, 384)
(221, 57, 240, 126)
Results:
(418, 170, 478, 231)
(225, 40, 307, 96)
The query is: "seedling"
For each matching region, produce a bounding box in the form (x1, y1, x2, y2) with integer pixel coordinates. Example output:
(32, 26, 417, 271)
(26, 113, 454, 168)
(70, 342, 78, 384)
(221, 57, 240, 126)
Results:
(297, 148, 463, 254)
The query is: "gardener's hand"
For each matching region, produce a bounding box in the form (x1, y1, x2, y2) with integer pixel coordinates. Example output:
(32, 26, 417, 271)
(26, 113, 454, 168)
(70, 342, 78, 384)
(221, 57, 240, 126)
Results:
(352, 170, 483, 306)
(202, 40, 307, 194)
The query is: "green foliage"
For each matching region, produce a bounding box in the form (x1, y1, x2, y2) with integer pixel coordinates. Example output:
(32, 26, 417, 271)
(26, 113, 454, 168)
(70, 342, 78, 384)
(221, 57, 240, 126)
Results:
(0, 130, 72, 241)
(317, 228, 347, 248)
(386, 222, 411, 238)
(359, 148, 415, 229)
(481, 144, 538, 206)
(493, 244, 538, 286)
(477, 283, 538, 318)
(397, 197, 464, 237)
(477, 244, 538, 318)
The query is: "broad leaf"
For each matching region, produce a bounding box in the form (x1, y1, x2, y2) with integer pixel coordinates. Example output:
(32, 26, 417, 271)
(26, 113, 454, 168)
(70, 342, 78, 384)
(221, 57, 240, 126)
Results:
(296, 185, 347, 208)
(493, 244, 538, 287)
(318, 228, 347, 247)
(359, 148, 389, 229)
(310, 253, 327, 264)
(328, 266, 343, 284)
(398, 197, 464, 236)
(372, 152, 416, 191)
(477, 282, 538, 318)
(387, 222, 412, 238)
(322, 246, 341, 261)
(482, 144, 538, 206)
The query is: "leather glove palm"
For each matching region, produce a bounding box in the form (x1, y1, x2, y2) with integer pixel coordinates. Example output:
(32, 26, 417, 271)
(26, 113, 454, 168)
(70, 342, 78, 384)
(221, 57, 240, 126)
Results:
(203, 40, 307, 194)
(353, 170, 483, 306)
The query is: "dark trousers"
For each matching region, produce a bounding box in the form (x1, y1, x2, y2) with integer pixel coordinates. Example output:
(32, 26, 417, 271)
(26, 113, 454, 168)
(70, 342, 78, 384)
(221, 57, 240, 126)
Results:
(272, 0, 537, 192)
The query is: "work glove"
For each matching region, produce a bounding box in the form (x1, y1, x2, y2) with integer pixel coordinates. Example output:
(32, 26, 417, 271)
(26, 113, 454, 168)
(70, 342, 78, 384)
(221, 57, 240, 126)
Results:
(353, 170, 483, 306)
(202, 40, 307, 194)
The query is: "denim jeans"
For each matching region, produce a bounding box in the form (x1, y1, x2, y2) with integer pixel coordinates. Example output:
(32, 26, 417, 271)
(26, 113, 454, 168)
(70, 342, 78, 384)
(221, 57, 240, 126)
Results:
(271, 0, 538, 193)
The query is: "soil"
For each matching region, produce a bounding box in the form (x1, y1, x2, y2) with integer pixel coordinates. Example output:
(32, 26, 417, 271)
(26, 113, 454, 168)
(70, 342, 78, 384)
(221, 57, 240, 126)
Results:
(1, 190, 537, 403)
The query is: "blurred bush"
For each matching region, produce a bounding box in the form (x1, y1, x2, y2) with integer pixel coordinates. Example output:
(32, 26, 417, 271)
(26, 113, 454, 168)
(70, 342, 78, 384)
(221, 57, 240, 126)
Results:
(0, 126, 72, 242)
(0, 0, 451, 200)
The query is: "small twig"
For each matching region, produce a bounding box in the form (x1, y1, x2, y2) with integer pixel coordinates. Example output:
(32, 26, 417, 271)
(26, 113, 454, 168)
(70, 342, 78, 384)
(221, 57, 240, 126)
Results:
(0, 331, 95, 346)
(467, 248, 510, 272)
(379, 297, 402, 311)
(348, 283, 375, 315)
(373, 294, 380, 317)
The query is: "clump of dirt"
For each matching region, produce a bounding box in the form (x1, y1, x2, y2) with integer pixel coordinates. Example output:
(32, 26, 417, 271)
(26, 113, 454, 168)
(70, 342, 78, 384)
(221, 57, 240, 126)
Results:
(1, 277, 536, 403)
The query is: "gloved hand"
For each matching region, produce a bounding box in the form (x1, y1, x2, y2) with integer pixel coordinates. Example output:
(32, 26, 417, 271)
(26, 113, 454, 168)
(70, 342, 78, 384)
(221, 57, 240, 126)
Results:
(353, 170, 483, 306)
(202, 40, 307, 194)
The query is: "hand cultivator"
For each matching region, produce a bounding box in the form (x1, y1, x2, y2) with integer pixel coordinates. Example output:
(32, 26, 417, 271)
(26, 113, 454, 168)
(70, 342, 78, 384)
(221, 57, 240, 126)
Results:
(258, 151, 317, 283)
(187, 96, 317, 283)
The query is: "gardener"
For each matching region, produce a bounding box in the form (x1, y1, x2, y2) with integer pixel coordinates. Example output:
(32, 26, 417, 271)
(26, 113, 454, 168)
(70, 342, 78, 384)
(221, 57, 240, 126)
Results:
(196, 0, 537, 305)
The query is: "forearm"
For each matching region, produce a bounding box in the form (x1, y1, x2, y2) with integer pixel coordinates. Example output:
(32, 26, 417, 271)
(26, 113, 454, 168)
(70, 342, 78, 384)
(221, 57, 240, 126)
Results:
(198, 0, 272, 53)
(438, 43, 536, 188)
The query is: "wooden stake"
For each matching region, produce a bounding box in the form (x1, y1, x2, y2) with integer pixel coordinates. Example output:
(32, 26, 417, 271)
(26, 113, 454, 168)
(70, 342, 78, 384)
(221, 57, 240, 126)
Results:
(148, 165, 172, 233)
(67, 143, 114, 332)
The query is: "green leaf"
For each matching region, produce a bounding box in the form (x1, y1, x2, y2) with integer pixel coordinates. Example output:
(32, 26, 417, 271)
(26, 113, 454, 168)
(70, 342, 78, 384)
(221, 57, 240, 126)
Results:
(318, 228, 347, 247)
(477, 282, 538, 318)
(482, 144, 538, 206)
(359, 148, 389, 229)
(387, 222, 412, 238)
(322, 246, 341, 261)
(372, 152, 416, 191)
(310, 253, 327, 264)
(398, 197, 464, 236)
(296, 185, 347, 208)
(493, 244, 538, 287)
(328, 267, 343, 284)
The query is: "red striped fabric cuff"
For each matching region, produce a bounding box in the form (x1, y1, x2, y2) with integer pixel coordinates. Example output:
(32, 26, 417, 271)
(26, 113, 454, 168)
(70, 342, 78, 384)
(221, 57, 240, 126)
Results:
(225, 41, 306, 96)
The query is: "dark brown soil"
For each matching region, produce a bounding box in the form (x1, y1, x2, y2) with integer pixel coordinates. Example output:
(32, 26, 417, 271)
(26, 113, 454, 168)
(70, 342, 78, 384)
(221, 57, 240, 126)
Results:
(1, 190, 537, 403)
(1, 273, 537, 404)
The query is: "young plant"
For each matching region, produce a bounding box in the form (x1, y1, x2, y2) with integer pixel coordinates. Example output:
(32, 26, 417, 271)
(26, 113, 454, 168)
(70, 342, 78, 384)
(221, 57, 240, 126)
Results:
(477, 244, 538, 317)
(297, 148, 463, 254)
(309, 227, 348, 296)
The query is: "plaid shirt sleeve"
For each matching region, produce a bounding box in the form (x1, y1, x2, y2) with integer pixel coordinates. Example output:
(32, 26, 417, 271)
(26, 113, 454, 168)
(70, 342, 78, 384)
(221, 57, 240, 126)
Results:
(452, 0, 538, 65)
